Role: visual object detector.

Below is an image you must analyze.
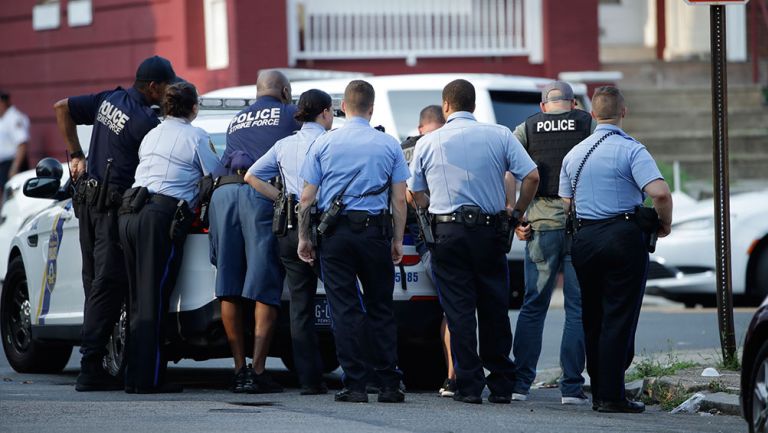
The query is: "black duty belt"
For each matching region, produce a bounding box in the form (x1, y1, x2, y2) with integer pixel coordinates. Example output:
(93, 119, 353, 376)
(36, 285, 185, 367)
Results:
(148, 193, 182, 208)
(577, 212, 635, 228)
(216, 174, 246, 189)
(434, 211, 497, 226)
(339, 212, 389, 226)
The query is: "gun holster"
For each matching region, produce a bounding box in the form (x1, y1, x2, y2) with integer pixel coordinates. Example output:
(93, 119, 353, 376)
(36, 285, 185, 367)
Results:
(197, 175, 215, 228)
(118, 187, 149, 216)
(169, 200, 193, 241)
(317, 197, 344, 237)
(634, 205, 660, 253)
(416, 208, 435, 247)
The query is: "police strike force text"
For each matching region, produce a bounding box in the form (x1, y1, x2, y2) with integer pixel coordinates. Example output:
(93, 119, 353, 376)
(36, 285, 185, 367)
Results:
(96, 100, 130, 136)
(228, 107, 282, 134)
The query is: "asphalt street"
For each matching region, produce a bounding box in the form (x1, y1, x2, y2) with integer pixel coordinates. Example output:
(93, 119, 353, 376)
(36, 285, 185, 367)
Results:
(0, 302, 751, 433)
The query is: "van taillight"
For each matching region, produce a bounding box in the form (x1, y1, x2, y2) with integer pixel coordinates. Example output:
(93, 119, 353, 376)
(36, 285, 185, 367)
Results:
(400, 254, 420, 266)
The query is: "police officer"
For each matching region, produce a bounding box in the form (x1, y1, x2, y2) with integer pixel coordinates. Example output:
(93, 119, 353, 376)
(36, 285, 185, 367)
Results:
(54, 55, 179, 391)
(0, 90, 30, 204)
(559, 86, 672, 413)
(119, 82, 220, 393)
(209, 70, 300, 393)
(510, 81, 595, 405)
(297, 80, 409, 403)
(244, 89, 334, 395)
(409, 79, 540, 404)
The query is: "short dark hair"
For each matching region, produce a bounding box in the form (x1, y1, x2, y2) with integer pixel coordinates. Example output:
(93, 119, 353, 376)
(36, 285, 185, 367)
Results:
(163, 82, 198, 119)
(0, 90, 9, 105)
(419, 105, 445, 127)
(442, 79, 475, 113)
(343, 80, 375, 114)
(591, 86, 625, 121)
(295, 89, 332, 122)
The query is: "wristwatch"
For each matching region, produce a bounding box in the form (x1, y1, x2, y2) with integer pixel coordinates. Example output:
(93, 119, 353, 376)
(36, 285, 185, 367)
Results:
(510, 208, 523, 227)
(70, 150, 85, 159)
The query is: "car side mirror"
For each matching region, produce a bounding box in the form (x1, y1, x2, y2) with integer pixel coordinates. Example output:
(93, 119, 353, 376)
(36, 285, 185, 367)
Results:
(23, 177, 61, 199)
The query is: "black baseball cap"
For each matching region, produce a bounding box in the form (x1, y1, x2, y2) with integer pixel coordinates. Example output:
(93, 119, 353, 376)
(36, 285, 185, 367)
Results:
(135, 55, 181, 83)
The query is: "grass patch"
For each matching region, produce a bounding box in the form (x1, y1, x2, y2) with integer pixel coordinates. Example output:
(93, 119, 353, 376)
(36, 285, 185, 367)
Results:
(707, 380, 729, 393)
(643, 380, 691, 411)
(625, 352, 698, 382)
(715, 351, 741, 371)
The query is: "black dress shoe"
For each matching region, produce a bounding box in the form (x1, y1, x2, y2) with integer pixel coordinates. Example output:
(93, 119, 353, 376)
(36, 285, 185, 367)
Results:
(334, 388, 369, 403)
(453, 393, 482, 404)
(378, 387, 405, 403)
(300, 383, 329, 395)
(488, 394, 511, 404)
(75, 367, 123, 392)
(597, 399, 645, 413)
(125, 383, 183, 394)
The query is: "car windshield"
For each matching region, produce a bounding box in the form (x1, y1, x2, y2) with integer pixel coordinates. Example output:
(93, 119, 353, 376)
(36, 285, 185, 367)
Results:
(489, 90, 542, 131)
(388, 90, 443, 141)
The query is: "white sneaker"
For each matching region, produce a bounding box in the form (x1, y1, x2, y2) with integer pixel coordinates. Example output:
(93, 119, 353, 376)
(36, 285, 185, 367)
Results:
(561, 394, 590, 405)
(511, 393, 528, 401)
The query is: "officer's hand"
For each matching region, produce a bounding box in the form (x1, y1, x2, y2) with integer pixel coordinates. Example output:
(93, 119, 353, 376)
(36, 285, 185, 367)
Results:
(391, 240, 404, 264)
(70, 157, 86, 181)
(297, 238, 315, 265)
(657, 222, 672, 238)
(515, 216, 531, 241)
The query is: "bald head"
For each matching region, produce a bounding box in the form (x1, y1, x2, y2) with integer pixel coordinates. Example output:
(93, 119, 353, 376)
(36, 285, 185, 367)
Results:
(418, 105, 445, 135)
(256, 70, 291, 102)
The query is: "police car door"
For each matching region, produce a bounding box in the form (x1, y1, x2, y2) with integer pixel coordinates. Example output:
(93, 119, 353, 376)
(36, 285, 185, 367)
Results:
(30, 199, 84, 326)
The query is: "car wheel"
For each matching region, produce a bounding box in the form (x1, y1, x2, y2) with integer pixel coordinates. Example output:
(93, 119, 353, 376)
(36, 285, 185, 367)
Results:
(103, 302, 127, 377)
(748, 339, 768, 433)
(508, 260, 524, 310)
(0, 256, 72, 373)
(753, 249, 768, 304)
(398, 340, 447, 390)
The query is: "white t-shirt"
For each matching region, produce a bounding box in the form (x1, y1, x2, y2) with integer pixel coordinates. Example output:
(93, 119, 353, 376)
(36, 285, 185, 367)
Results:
(0, 106, 30, 162)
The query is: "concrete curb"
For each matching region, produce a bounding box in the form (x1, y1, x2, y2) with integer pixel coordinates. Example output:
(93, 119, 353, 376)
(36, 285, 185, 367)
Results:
(699, 392, 742, 417)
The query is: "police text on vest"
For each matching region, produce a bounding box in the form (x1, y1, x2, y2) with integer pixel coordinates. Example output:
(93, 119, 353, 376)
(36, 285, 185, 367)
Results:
(96, 101, 130, 136)
(536, 119, 576, 133)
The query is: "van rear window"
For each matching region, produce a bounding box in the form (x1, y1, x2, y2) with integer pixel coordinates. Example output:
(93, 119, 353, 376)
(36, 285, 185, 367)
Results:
(388, 90, 443, 141)
(489, 91, 541, 131)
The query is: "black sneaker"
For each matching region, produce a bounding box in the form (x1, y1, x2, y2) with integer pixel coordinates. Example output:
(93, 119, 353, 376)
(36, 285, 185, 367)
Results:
(439, 378, 456, 398)
(488, 394, 511, 404)
(75, 361, 123, 392)
(232, 366, 252, 393)
(251, 370, 283, 394)
(597, 399, 645, 414)
(300, 383, 329, 395)
(335, 388, 369, 403)
(378, 387, 405, 403)
(452, 392, 482, 404)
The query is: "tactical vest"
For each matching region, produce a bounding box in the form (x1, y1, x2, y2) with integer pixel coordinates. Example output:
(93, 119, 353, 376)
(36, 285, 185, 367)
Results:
(524, 110, 592, 197)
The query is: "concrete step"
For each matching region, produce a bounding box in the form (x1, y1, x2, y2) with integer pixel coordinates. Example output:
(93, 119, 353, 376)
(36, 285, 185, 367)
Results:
(623, 109, 768, 133)
(635, 129, 768, 156)
(665, 156, 768, 180)
(621, 86, 766, 111)
(604, 60, 766, 88)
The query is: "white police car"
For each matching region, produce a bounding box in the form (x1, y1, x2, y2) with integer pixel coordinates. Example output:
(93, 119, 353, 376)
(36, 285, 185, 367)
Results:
(0, 98, 445, 387)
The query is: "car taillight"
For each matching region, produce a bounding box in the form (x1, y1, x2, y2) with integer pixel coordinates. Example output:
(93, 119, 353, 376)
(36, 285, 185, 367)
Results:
(409, 295, 438, 301)
(188, 207, 209, 234)
(400, 254, 420, 266)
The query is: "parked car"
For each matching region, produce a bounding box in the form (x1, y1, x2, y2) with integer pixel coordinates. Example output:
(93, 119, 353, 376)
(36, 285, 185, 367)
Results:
(740, 295, 768, 433)
(645, 189, 768, 307)
(205, 73, 592, 308)
(0, 98, 445, 388)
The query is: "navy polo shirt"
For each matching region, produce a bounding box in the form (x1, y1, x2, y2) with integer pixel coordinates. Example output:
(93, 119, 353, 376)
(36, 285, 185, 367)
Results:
(218, 96, 301, 176)
(68, 86, 159, 189)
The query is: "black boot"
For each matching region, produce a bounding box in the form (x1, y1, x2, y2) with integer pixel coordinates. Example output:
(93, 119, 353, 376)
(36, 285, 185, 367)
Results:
(76, 357, 123, 392)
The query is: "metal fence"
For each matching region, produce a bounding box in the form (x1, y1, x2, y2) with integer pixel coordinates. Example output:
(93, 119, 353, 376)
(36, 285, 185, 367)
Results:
(286, 0, 542, 66)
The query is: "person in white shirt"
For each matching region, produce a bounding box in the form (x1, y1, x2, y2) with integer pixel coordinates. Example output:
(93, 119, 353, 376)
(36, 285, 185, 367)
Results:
(0, 90, 30, 202)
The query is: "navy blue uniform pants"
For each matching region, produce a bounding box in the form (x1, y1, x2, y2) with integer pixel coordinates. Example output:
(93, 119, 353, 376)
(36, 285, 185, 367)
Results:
(318, 222, 400, 392)
(118, 196, 187, 391)
(571, 220, 648, 403)
(76, 200, 127, 363)
(431, 223, 516, 398)
(278, 229, 325, 388)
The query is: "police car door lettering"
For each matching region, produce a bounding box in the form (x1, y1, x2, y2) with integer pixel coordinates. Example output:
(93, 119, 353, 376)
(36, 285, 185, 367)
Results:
(96, 100, 130, 135)
(536, 119, 575, 133)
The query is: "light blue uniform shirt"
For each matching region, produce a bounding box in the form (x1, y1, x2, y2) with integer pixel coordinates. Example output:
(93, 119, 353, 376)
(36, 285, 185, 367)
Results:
(300, 116, 410, 213)
(248, 122, 326, 197)
(132, 116, 221, 207)
(408, 111, 537, 215)
(558, 124, 663, 220)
